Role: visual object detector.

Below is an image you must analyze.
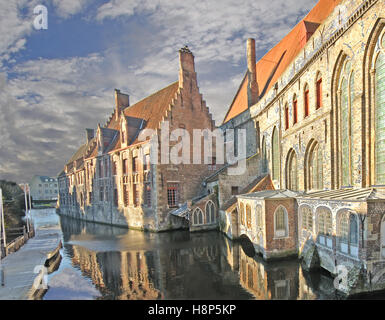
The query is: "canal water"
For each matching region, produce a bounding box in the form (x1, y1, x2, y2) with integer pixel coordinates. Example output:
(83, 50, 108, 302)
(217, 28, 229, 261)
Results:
(30, 208, 352, 300)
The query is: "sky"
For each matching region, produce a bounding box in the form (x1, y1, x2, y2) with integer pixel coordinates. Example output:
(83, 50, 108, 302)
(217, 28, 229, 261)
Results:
(0, 0, 318, 183)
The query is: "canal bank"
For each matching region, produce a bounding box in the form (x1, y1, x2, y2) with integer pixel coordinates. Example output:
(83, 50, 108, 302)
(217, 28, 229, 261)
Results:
(0, 210, 62, 300)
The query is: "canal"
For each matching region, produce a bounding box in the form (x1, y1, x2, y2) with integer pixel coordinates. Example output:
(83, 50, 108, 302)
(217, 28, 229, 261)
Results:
(30, 208, 352, 300)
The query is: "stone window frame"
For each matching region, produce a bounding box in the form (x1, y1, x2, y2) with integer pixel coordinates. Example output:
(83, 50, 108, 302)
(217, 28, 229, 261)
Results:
(299, 204, 313, 233)
(192, 207, 204, 226)
(304, 139, 323, 191)
(315, 71, 323, 110)
(239, 202, 245, 226)
(271, 126, 280, 182)
(273, 205, 289, 239)
(303, 83, 310, 118)
(285, 148, 298, 191)
(205, 200, 216, 224)
(336, 209, 359, 257)
(246, 204, 252, 230)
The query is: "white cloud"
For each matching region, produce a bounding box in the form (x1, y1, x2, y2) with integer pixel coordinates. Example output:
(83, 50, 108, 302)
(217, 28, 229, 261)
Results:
(51, 0, 92, 18)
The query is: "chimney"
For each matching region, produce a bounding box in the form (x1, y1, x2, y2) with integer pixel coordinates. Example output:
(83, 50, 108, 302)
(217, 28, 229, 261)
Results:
(86, 128, 94, 143)
(247, 38, 259, 107)
(179, 45, 196, 89)
(115, 89, 130, 120)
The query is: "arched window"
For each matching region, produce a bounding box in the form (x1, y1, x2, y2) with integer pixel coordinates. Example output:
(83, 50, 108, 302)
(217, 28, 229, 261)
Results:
(375, 42, 385, 185)
(284, 103, 289, 130)
(304, 83, 310, 118)
(293, 95, 298, 125)
(272, 127, 280, 181)
(300, 205, 313, 231)
(274, 206, 288, 238)
(337, 210, 359, 256)
(192, 208, 204, 226)
(246, 204, 252, 229)
(316, 72, 322, 109)
(286, 149, 298, 191)
(306, 140, 323, 191)
(317, 207, 332, 236)
(239, 202, 245, 226)
(261, 136, 267, 173)
(339, 59, 354, 187)
(205, 201, 215, 224)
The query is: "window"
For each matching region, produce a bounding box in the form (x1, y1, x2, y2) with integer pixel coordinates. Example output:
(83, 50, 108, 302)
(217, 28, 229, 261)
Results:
(338, 210, 359, 256)
(300, 206, 313, 231)
(132, 157, 139, 173)
(375, 47, 385, 184)
(123, 159, 128, 175)
(167, 184, 179, 207)
(293, 96, 298, 125)
(284, 104, 289, 130)
(231, 186, 239, 195)
(274, 206, 288, 238)
(317, 207, 332, 236)
(192, 208, 204, 225)
(144, 154, 151, 171)
(272, 127, 279, 181)
(114, 188, 118, 207)
(99, 160, 103, 178)
(100, 187, 104, 202)
(239, 202, 245, 226)
(113, 161, 117, 176)
(316, 76, 322, 109)
(304, 84, 309, 118)
(286, 149, 298, 191)
(104, 158, 108, 177)
(133, 184, 139, 207)
(246, 204, 251, 229)
(145, 183, 151, 207)
(205, 201, 215, 224)
(306, 141, 323, 191)
(123, 184, 129, 207)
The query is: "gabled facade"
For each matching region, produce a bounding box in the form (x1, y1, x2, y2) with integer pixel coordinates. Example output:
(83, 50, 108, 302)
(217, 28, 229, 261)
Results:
(58, 47, 217, 232)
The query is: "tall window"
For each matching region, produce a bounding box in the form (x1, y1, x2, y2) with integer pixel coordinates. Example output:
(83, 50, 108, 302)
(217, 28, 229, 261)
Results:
(261, 136, 267, 173)
(145, 183, 151, 207)
(286, 149, 298, 191)
(300, 206, 313, 231)
(376, 45, 385, 185)
(205, 201, 215, 224)
(167, 184, 179, 207)
(193, 208, 203, 225)
(123, 184, 129, 207)
(133, 184, 139, 207)
(316, 74, 322, 109)
(284, 104, 289, 130)
(112, 161, 117, 176)
(317, 208, 332, 236)
(293, 95, 298, 125)
(123, 159, 128, 175)
(246, 204, 251, 229)
(339, 59, 354, 187)
(338, 210, 359, 256)
(272, 127, 279, 181)
(239, 202, 245, 226)
(306, 141, 323, 191)
(132, 156, 139, 173)
(274, 206, 288, 238)
(144, 154, 151, 171)
(114, 188, 118, 207)
(304, 84, 310, 118)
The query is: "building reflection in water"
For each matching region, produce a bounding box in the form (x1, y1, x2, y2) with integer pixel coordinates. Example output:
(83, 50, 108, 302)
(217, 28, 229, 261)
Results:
(49, 215, 342, 300)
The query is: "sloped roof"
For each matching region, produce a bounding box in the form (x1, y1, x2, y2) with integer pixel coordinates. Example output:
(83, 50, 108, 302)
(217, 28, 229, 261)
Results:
(297, 188, 385, 201)
(222, 174, 274, 211)
(223, 0, 341, 124)
(238, 189, 300, 200)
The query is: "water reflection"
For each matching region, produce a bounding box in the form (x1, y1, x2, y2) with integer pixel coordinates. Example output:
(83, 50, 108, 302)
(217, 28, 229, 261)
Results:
(40, 212, 345, 300)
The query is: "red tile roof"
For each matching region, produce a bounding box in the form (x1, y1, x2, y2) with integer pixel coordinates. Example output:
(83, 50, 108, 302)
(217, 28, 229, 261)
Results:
(223, 0, 341, 124)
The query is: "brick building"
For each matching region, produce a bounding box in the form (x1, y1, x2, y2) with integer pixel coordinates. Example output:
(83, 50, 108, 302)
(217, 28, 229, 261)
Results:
(216, 0, 385, 295)
(58, 46, 217, 232)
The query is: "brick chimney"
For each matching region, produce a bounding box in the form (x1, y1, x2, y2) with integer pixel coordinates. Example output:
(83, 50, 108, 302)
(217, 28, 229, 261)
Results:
(247, 38, 259, 107)
(86, 128, 94, 143)
(178, 45, 197, 90)
(115, 89, 130, 120)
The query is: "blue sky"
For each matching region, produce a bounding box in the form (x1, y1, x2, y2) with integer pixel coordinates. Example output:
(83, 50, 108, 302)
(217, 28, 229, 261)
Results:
(0, 0, 318, 183)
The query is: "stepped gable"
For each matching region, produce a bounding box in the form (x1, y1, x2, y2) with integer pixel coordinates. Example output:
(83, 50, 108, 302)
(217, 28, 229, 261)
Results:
(223, 0, 341, 124)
